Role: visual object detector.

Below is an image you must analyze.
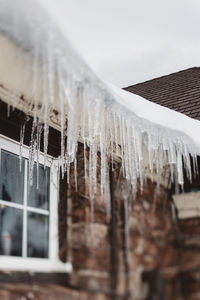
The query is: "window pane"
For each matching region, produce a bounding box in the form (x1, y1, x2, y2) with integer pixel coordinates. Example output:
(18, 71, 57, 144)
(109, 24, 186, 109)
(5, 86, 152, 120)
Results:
(0, 205, 23, 256)
(28, 165, 50, 210)
(27, 212, 49, 258)
(0, 150, 25, 204)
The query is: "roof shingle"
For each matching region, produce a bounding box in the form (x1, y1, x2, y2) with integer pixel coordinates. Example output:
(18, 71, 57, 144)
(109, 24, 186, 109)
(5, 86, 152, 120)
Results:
(124, 67, 200, 120)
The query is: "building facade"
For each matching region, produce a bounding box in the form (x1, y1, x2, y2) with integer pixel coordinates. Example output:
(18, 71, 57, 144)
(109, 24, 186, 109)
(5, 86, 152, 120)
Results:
(0, 68, 200, 300)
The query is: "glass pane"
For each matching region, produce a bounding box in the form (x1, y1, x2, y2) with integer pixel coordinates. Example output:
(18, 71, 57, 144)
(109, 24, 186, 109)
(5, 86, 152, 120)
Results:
(27, 212, 49, 258)
(0, 150, 25, 204)
(28, 164, 50, 210)
(0, 205, 23, 256)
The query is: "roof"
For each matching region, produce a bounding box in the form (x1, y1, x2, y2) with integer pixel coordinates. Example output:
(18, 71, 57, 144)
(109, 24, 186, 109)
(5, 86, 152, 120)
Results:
(124, 67, 200, 121)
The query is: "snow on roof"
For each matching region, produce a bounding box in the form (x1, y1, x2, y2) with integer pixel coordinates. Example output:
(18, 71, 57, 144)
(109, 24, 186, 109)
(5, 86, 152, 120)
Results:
(109, 83, 200, 149)
(0, 0, 199, 202)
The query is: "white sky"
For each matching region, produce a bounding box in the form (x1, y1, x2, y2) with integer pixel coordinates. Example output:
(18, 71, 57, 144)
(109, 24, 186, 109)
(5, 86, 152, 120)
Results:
(40, 0, 200, 87)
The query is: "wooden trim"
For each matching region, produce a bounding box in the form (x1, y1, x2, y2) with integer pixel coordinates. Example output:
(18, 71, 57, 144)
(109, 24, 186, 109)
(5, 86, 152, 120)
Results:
(0, 99, 61, 157)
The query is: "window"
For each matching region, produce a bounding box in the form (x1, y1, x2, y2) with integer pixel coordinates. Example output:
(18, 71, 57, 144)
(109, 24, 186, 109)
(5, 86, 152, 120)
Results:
(0, 149, 50, 258)
(0, 134, 71, 272)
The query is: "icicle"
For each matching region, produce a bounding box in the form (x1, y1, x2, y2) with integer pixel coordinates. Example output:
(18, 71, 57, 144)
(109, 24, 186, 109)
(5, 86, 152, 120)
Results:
(74, 156, 77, 192)
(67, 160, 71, 185)
(100, 111, 107, 197)
(32, 29, 40, 124)
(83, 140, 88, 182)
(109, 114, 114, 171)
(7, 104, 10, 118)
(36, 122, 42, 189)
(57, 58, 66, 179)
(171, 201, 177, 223)
(19, 122, 26, 172)
(28, 121, 36, 187)
(124, 194, 130, 265)
(1, 0, 200, 213)
(89, 145, 94, 223)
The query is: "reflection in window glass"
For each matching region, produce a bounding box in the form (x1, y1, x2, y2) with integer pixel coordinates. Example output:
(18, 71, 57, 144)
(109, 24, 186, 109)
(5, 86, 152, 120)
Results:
(28, 165, 50, 210)
(0, 150, 25, 204)
(0, 148, 50, 260)
(0, 206, 23, 256)
(27, 212, 49, 258)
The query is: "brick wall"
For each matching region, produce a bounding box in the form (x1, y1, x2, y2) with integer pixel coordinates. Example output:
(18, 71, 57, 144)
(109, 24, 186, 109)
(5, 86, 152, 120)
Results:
(0, 139, 200, 300)
(60, 144, 200, 300)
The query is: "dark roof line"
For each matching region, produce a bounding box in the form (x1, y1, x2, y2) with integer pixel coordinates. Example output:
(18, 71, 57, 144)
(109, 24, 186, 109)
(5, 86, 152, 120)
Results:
(125, 67, 200, 89)
(124, 67, 200, 121)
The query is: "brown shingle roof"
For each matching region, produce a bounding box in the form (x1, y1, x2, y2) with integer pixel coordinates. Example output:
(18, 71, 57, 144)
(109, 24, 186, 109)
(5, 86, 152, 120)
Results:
(124, 67, 200, 121)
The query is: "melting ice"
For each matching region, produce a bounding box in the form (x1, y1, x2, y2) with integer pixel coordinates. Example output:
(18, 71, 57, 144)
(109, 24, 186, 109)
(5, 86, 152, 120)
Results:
(0, 0, 199, 216)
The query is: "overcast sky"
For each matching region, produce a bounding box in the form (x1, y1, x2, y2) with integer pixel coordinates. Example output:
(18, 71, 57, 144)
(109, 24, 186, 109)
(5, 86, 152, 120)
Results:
(40, 0, 200, 87)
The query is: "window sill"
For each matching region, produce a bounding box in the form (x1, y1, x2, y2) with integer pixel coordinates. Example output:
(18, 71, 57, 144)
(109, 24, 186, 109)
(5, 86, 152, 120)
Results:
(0, 256, 72, 273)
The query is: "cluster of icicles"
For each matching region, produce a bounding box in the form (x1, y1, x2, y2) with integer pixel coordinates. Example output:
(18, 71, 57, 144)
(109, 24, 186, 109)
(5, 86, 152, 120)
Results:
(0, 0, 199, 216)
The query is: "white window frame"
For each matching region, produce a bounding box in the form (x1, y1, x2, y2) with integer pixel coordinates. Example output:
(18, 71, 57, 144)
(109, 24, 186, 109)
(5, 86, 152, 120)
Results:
(0, 134, 72, 273)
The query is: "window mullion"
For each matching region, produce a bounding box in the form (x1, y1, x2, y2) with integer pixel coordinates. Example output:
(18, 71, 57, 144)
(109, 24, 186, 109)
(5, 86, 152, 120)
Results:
(0, 199, 24, 210)
(27, 206, 49, 215)
(22, 160, 28, 258)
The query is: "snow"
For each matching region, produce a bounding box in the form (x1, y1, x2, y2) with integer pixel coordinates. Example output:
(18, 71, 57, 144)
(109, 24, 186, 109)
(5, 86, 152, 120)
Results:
(0, 0, 199, 210)
(109, 83, 200, 149)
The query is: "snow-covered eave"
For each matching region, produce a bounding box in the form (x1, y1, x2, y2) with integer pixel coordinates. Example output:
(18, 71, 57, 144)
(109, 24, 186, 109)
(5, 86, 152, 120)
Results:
(0, 31, 199, 155)
(109, 83, 200, 151)
(0, 0, 199, 201)
(0, 32, 61, 132)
